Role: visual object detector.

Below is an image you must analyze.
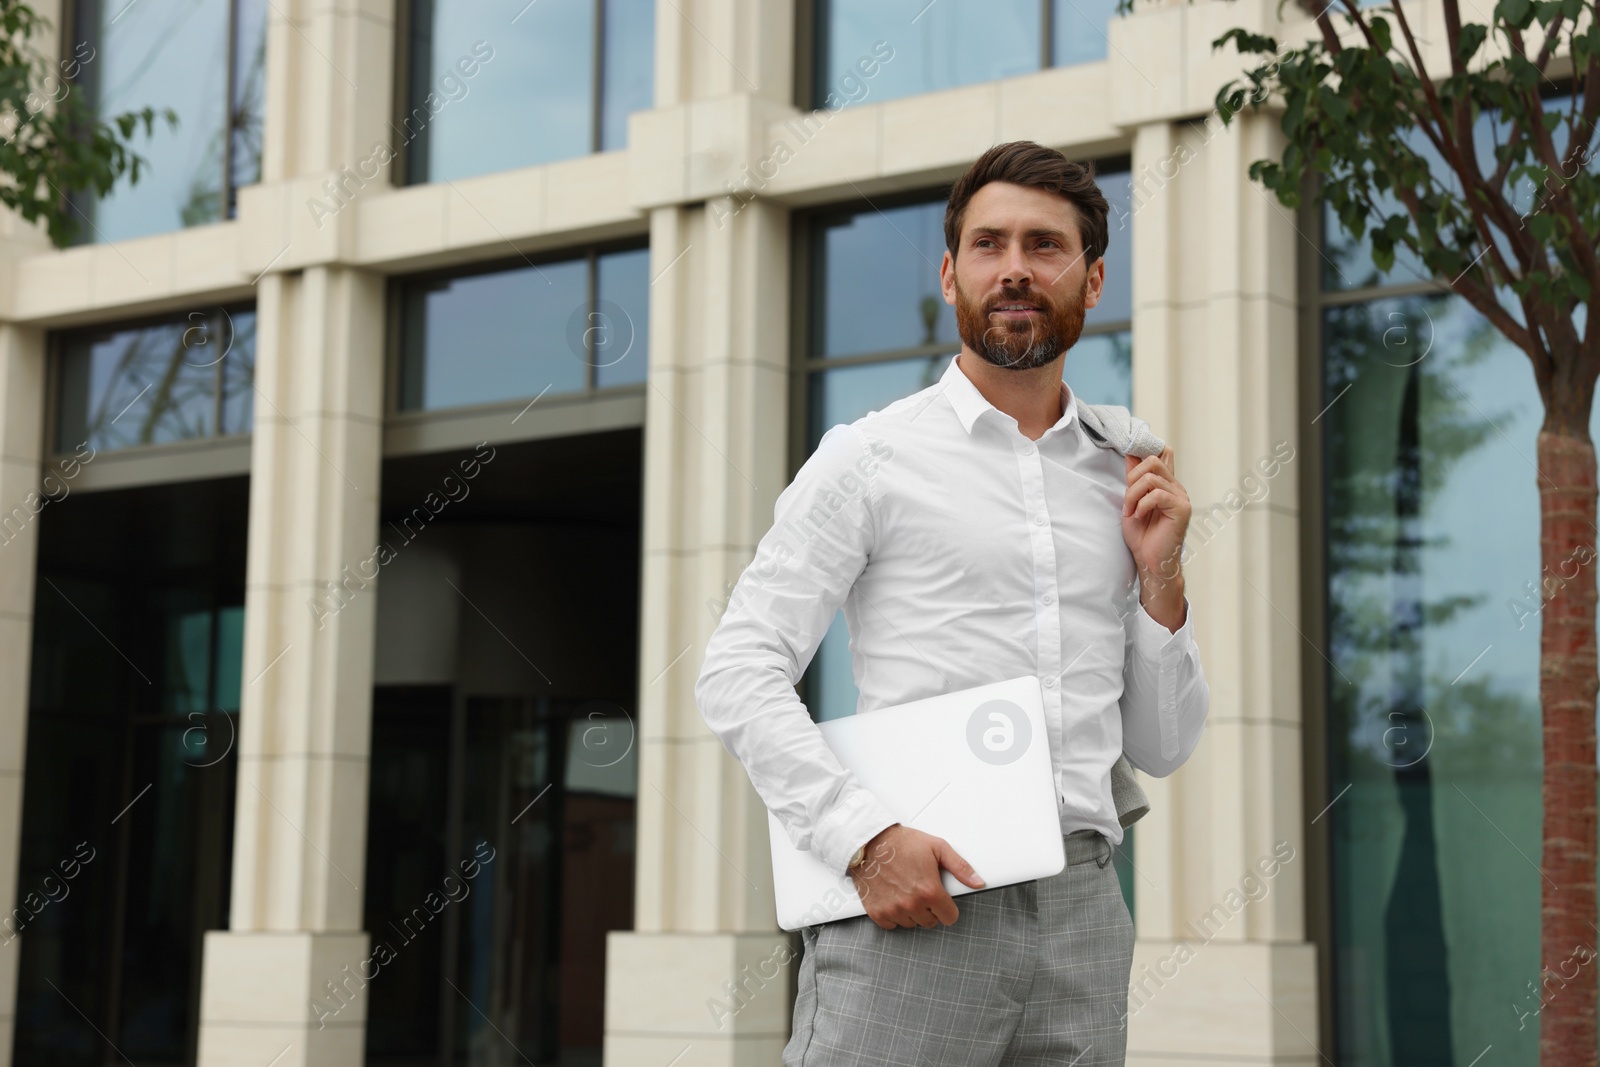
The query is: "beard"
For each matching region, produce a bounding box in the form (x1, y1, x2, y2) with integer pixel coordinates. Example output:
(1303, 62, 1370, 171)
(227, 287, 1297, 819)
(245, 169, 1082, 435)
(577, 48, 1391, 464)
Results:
(954, 276, 1088, 371)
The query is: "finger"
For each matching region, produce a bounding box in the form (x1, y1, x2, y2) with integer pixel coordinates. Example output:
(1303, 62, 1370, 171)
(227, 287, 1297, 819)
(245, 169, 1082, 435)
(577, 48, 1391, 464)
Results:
(931, 891, 960, 925)
(1126, 476, 1164, 515)
(935, 840, 986, 888)
(1133, 487, 1178, 521)
(1125, 453, 1171, 484)
(1124, 473, 1171, 516)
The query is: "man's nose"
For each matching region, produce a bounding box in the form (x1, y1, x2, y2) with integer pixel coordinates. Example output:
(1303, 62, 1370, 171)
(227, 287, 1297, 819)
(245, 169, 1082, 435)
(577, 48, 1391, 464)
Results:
(1000, 245, 1032, 287)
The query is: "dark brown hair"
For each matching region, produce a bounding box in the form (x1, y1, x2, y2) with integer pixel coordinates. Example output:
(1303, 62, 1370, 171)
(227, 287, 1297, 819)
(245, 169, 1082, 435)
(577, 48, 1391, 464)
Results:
(944, 141, 1110, 266)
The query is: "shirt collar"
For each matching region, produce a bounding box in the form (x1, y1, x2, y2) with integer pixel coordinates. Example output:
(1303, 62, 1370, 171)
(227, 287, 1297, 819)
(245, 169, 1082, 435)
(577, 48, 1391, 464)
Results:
(939, 352, 1077, 437)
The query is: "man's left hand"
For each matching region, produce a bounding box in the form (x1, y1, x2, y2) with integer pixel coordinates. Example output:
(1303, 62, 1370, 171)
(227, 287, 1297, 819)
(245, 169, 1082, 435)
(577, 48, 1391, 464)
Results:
(1123, 446, 1190, 632)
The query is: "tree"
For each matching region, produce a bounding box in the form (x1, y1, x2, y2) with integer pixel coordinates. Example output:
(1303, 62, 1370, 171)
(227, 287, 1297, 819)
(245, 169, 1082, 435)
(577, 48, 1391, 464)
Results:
(0, 0, 175, 246)
(1194, 0, 1598, 1057)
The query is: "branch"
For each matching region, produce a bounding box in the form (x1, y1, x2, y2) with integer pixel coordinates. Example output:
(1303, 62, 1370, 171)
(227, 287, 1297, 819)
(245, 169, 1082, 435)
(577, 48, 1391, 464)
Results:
(1442, 0, 1470, 79)
(1327, 0, 1467, 207)
(1570, 22, 1599, 177)
(1304, 0, 1347, 55)
(1431, 0, 1543, 279)
(1482, 11, 1563, 193)
(1509, 26, 1600, 292)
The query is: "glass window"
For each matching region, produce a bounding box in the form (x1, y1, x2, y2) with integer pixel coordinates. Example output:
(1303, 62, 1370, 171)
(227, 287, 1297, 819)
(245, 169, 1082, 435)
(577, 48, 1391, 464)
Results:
(67, 0, 266, 243)
(1318, 94, 1600, 1064)
(402, 0, 654, 185)
(595, 246, 651, 387)
(398, 244, 650, 412)
(1051, 0, 1120, 66)
(815, 200, 958, 359)
(812, 0, 1120, 109)
(16, 476, 246, 1067)
(601, 0, 654, 152)
(1088, 168, 1132, 327)
(1321, 288, 1574, 1065)
(55, 306, 257, 453)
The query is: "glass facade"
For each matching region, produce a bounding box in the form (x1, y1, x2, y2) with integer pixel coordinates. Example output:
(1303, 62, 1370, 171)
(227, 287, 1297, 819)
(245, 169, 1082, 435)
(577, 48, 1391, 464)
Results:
(812, 0, 1122, 109)
(800, 166, 1137, 906)
(1318, 201, 1594, 1063)
(401, 0, 654, 184)
(397, 245, 649, 412)
(365, 437, 642, 1066)
(14, 477, 246, 1067)
(66, 0, 266, 243)
(55, 307, 257, 454)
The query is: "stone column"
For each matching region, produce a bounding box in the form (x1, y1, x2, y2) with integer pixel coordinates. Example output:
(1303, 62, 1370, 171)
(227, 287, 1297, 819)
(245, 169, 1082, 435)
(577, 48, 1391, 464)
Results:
(0, 324, 46, 1067)
(604, 194, 798, 1067)
(1123, 107, 1319, 1062)
(195, 0, 394, 1054)
(195, 265, 386, 1067)
(604, 2, 803, 1062)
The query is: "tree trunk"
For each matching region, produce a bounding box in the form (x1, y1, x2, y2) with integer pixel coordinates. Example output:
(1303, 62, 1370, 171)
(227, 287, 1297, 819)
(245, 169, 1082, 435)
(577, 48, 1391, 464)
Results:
(1539, 428, 1599, 1066)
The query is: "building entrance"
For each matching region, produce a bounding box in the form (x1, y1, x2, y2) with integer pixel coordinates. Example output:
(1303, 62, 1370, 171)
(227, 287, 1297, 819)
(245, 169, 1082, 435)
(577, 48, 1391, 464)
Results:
(362, 430, 641, 1067)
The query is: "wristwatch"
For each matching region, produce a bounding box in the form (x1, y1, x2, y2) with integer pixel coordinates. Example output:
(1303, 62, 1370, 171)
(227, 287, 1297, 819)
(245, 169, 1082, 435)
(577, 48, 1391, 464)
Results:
(846, 844, 867, 871)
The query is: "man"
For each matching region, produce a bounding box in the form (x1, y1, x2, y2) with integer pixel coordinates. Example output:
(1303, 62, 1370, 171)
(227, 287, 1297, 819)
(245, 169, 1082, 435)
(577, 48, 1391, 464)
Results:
(695, 140, 1210, 1065)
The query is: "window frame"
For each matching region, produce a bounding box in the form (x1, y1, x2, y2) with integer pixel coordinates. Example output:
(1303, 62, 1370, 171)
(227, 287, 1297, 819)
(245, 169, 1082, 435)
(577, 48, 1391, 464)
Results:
(58, 0, 262, 242)
(382, 236, 651, 458)
(393, 0, 633, 188)
(1298, 171, 1473, 1064)
(44, 302, 259, 492)
(799, 0, 1097, 111)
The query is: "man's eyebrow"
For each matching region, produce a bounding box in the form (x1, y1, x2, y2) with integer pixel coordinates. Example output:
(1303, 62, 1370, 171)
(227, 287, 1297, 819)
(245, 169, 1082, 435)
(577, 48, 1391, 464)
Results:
(967, 225, 1072, 241)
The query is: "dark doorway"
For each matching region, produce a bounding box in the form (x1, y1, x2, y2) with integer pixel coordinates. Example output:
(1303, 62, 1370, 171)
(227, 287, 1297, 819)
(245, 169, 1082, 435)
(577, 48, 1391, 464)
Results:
(361, 430, 641, 1067)
(12, 476, 247, 1067)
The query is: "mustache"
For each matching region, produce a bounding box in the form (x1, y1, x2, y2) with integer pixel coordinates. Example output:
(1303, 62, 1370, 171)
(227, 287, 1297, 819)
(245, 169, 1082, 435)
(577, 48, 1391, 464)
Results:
(986, 288, 1053, 313)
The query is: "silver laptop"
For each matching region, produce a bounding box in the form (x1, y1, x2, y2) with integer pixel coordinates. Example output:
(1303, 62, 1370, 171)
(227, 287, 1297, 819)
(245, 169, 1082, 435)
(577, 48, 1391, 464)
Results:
(767, 675, 1066, 931)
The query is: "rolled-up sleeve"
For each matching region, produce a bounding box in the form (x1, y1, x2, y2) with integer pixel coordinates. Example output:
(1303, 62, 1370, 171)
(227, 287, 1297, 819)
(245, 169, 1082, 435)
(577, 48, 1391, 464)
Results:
(1119, 592, 1209, 776)
(695, 422, 900, 876)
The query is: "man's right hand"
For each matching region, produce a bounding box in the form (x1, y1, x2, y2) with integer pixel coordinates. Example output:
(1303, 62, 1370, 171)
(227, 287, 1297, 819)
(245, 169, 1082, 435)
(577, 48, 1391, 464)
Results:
(847, 823, 986, 930)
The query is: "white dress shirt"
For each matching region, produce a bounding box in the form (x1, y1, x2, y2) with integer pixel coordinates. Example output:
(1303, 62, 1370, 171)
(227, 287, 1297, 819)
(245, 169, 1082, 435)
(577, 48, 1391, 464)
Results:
(696, 352, 1210, 876)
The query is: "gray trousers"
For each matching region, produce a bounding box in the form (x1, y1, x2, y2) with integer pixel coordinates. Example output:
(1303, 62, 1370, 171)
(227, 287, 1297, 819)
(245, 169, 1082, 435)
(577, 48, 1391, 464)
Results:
(783, 830, 1135, 1066)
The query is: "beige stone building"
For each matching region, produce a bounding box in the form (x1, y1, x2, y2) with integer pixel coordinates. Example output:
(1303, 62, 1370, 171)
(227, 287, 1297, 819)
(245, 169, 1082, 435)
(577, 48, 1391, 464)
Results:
(0, 0, 1554, 1064)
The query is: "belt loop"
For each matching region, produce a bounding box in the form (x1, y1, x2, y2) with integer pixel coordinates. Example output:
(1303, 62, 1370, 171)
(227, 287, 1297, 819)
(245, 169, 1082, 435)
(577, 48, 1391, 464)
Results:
(1096, 834, 1111, 869)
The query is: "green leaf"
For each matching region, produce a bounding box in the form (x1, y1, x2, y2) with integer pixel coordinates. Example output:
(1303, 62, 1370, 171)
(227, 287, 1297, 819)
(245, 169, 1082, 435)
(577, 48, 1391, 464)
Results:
(1321, 85, 1351, 123)
(1457, 23, 1488, 63)
(1500, 0, 1532, 25)
(1371, 15, 1393, 52)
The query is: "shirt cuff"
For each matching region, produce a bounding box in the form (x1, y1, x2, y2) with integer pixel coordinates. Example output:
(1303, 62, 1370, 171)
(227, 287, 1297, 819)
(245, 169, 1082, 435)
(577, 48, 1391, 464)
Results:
(1132, 594, 1196, 763)
(1132, 593, 1195, 651)
(810, 787, 900, 877)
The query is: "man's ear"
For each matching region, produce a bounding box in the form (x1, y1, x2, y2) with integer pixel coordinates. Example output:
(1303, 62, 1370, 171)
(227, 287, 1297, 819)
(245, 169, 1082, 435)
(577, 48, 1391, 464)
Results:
(1084, 257, 1106, 310)
(940, 250, 960, 305)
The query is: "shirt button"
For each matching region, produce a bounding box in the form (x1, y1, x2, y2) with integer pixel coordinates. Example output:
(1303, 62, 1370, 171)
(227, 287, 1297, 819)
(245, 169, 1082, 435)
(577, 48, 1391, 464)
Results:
(1044, 676, 1057, 688)
(1021, 443, 1035, 455)
(1042, 592, 1054, 604)
(1034, 514, 1046, 526)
